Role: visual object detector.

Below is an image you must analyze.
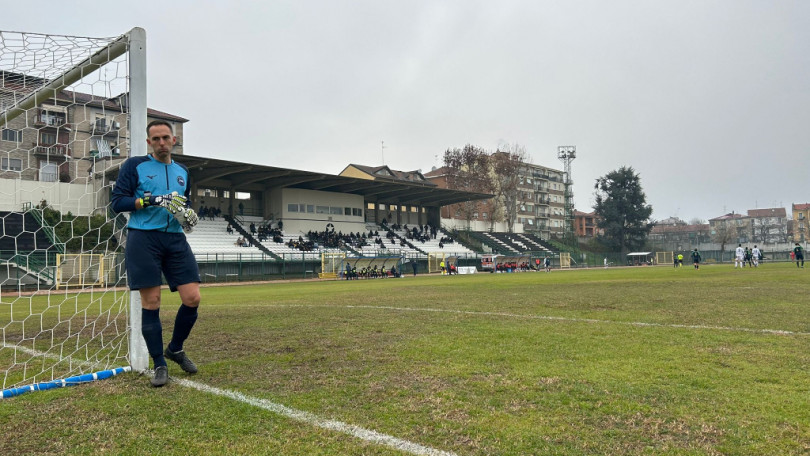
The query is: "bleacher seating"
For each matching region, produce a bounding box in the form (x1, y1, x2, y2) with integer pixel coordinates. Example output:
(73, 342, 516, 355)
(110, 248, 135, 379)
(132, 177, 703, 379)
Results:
(470, 231, 556, 255)
(386, 225, 476, 256)
(186, 218, 481, 262)
(184, 217, 268, 261)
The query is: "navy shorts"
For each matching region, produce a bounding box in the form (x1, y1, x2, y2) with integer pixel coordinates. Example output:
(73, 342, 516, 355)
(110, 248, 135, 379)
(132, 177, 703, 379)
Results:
(125, 229, 200, 291)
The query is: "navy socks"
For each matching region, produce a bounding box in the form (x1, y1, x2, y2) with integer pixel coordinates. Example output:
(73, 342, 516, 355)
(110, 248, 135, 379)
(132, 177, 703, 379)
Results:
(141, 308, 166, 367)
(168, 304, 198, 353)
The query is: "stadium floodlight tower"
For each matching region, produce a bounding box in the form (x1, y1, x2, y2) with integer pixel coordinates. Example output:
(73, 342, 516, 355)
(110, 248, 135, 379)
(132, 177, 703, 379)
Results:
(557, 146, 576, 246)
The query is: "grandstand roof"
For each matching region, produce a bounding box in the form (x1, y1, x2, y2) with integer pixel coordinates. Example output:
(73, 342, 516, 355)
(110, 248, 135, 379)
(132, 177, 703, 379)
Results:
(131, 154, 494, 207)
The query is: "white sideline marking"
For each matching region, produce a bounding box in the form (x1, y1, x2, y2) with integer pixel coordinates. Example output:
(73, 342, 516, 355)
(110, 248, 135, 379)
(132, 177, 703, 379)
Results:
(4, 343, 457, 456)
(176, 378, 457, 456)
(343, 305, 810, 336)
(243, 304, 810, 337)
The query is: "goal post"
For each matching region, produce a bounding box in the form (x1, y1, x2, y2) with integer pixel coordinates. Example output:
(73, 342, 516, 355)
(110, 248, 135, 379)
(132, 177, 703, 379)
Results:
(656, 251, 674, 266)
(1, 27, 147, 398)
(320, 251, 346, 279)
(428, 252, 445, 274)
(559, 252, 571, 268)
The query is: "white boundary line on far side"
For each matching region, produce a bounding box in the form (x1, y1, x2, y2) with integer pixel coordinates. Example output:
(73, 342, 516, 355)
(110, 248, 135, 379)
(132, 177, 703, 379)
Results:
(240, 304, 810, 337)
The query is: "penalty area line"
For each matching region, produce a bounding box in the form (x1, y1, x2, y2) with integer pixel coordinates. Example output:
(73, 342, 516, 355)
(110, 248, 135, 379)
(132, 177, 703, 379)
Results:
(176, 378, 457, 456)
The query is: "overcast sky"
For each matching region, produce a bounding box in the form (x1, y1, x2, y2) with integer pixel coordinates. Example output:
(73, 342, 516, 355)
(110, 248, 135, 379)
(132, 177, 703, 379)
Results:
(4, 1, 809, 222)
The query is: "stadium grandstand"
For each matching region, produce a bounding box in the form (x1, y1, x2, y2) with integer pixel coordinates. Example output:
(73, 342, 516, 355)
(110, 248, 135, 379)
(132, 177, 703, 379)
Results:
(97, 155, 496, 280)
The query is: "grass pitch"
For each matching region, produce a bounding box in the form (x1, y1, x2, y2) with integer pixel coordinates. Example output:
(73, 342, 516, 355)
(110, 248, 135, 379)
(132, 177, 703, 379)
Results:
(2, 263, 809, 455)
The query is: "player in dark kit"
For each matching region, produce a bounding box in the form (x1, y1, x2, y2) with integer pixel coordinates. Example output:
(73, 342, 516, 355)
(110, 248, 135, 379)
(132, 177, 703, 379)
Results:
(691, 249, 701, 269)
(794, 243, 804, 268)
(111, 120, 201, 387)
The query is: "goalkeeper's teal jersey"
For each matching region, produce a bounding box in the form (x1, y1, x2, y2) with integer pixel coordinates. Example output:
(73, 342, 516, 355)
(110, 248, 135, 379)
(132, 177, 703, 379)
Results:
(110, 154, 191, 233)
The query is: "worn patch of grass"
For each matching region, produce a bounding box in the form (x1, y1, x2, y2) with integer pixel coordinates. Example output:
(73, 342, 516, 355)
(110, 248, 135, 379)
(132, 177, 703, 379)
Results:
(2, 263, 810, 455)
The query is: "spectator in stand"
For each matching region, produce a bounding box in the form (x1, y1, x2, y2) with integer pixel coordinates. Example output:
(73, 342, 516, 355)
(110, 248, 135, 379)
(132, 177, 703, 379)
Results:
(226, 223, 233, 234)
(249, 222, 256, 236)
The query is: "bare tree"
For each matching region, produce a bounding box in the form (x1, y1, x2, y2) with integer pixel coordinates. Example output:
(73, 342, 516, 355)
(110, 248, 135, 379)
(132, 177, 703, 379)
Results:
(443, 145, 493, 229)
(688, 217, 707, 225)
(713, 223, 736, 254)
(491, 144, 528, 233)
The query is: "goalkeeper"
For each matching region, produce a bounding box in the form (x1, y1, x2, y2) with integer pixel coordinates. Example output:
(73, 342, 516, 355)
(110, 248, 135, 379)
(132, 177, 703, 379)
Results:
(111, 120, 201, 387)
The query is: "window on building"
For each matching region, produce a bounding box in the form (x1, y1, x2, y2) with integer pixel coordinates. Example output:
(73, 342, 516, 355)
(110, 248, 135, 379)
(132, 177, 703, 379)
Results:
(2, 157, 23, 171)
(330, 207, 342, 215)
(1, 129, 22, 143)
(316, 206, 329, 214)
(307, 204, 314, 213)
(40, 132, 56, 145)
(482, 212, 488, 219)
(352, 208, 362, 217)
(287, 203, 299, 212)
(235, 192, 251, 200)
(344, 207, 352, 216)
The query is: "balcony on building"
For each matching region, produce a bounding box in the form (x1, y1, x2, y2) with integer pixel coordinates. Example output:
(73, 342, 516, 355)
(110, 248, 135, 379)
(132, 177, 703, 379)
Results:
(32, 142, 71, 159)
(33, 107, 71, 130)
(91, 118, 122, 136)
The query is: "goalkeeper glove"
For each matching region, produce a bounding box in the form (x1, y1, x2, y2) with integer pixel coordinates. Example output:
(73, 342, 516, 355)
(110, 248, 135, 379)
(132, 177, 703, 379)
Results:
(182, 208, 199, 229)
(170, 207, 198, 233)
(140, 192, 187, 210)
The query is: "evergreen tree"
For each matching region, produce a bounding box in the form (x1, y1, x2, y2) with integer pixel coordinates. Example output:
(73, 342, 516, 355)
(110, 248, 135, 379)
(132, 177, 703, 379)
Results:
(593, 166, 654, 253)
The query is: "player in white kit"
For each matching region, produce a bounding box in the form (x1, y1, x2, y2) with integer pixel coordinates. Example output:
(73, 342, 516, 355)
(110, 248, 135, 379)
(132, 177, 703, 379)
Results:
(735, 244, 745, 268)
(751, 245, 761, 267)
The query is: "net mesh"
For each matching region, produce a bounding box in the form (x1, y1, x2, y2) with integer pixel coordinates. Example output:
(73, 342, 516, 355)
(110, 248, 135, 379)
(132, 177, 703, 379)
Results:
(1, 30, 132, 392)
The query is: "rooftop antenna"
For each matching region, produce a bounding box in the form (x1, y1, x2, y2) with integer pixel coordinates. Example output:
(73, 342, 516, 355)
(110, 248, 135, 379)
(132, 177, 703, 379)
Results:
(381, 141, 386, 165)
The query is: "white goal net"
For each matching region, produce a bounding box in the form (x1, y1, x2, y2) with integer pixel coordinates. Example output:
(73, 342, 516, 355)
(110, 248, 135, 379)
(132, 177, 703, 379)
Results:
(0, 29, 146, 398)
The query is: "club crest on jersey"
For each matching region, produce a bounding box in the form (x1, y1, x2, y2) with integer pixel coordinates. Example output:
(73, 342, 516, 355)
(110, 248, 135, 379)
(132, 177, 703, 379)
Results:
(177, 176, 185, 186)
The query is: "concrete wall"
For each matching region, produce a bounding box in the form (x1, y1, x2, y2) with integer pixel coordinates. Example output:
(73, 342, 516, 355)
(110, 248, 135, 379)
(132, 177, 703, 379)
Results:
(0, 179, 101, 215)
(276, 188, 366, 235)
(441, 218, 522, 234)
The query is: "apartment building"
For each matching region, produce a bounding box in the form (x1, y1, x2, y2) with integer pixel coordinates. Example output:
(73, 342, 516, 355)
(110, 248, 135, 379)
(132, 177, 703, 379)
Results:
(1, 71, 187, 184)
(791, 203, 810, 242)
(425, 161, 566, 238)
(709, 207, 788, 244)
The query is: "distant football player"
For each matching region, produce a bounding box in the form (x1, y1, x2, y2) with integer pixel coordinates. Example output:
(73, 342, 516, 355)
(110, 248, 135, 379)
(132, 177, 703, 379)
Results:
(691, 249, 701, 269)
(794, 243, 804, 268)
(735, 244, 745, 268)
